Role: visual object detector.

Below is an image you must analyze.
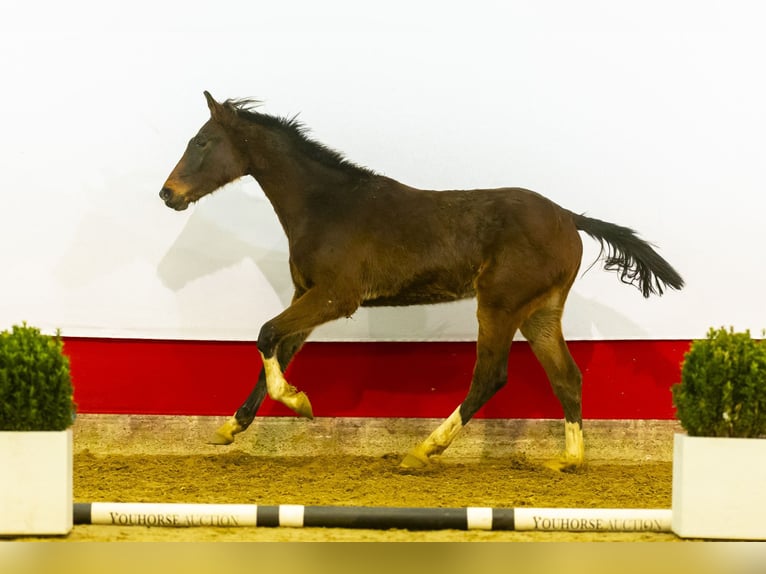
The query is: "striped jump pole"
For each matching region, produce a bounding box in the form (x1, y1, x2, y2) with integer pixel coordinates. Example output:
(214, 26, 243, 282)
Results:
(73, 503, 672, 532)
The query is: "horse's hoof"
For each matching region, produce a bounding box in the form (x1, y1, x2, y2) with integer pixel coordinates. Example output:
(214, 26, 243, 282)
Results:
(208, 431, 235, 445)
(208, 417, 242, 445)
(293, 391, 314, 420)
(399, 448, 430, 469)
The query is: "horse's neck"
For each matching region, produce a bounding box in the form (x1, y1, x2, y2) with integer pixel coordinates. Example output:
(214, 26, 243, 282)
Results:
(249, 153, 355, 239)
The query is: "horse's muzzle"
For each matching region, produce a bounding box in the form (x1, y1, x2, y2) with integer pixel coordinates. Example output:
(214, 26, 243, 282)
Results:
(159, 187, 189, 211)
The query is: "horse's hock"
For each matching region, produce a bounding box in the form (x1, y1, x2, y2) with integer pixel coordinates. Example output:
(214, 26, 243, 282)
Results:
(73, 415, 679, 461)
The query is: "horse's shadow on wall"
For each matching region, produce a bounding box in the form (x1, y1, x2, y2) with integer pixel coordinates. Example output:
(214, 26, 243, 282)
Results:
(157, 184, 653, 343)
(157, 185, 294, 304)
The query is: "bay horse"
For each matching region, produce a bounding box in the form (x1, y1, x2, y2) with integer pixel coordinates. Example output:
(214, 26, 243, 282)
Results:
(160, 92, 684, 470)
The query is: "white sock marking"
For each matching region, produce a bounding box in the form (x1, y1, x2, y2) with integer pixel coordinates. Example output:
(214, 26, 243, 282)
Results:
(260, 353, 290, 401)
(420, 407, 464, 456)
(565, 420, 584, 463)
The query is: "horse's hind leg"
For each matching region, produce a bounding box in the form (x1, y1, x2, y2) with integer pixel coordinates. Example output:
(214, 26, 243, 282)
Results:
(520, 306, 584, 470)
(400, 304, 520, 469)
(210, 329, 312, 445)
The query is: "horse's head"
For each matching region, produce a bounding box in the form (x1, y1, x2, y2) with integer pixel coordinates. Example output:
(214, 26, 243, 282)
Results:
(160, 91, 249, 211)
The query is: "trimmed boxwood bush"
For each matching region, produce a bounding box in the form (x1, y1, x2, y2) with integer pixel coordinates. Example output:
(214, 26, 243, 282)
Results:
(0, 323, 76, 431)
(672, 327, 766, 438)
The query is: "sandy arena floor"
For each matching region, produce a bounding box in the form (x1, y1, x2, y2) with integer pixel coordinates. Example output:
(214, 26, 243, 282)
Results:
(44, 451, 680, 541)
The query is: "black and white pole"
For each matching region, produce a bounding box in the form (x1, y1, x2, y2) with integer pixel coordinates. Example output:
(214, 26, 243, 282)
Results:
(73, 503, 672, 532)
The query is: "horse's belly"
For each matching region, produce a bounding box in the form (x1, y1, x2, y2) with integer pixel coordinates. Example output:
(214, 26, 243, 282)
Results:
(361, 278, 477, 307)
(361, 291, 475, 307)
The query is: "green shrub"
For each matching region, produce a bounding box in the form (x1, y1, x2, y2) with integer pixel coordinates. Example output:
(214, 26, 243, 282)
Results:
(0, 323, 76, 431)
(672, 327, 766, 438)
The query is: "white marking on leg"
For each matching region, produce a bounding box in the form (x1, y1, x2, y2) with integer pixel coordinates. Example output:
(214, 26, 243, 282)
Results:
(260, 353, 291, 402)
(401, 407, 465, 468)
(565, 420, 584, 464)
(259, 352, 313, 418)
(420, 406, 464, 456)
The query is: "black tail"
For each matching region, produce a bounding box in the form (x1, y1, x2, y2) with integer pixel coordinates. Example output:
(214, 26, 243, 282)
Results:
(571, 212, 684, 298)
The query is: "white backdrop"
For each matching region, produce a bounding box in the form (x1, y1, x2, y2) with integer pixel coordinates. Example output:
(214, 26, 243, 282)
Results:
(1, 0, 764, 341)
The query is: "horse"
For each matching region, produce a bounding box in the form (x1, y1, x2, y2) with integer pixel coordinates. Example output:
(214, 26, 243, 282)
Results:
(160, 91, 684, 470)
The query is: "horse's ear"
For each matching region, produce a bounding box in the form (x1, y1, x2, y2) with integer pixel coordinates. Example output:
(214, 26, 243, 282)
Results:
(204, 90, 228, 123)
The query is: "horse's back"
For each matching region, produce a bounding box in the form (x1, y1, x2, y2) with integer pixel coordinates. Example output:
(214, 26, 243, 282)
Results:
(328, 179, 583, 307)
(365, 180, 582, 260)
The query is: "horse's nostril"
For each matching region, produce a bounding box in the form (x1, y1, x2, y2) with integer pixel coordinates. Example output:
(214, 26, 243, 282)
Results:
(159, 187, 173, 201)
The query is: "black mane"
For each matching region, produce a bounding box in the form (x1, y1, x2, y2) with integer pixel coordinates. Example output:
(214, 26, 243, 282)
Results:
(225, 98, 377, 178)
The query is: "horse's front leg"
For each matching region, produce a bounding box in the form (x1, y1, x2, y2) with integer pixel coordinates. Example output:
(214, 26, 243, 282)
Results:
(210, 373, 266, 445)
(257, 287, 360, 418)
(210, 329, 312, 445)
(259, 351, 314, 419)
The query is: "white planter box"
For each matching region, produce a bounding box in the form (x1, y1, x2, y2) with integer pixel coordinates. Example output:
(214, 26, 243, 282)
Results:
(0, 428, 73, 536)
(672, 433, 766, 540)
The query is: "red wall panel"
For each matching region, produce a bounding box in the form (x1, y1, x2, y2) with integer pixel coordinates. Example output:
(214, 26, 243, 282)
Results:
(63, 338, 688, 420)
